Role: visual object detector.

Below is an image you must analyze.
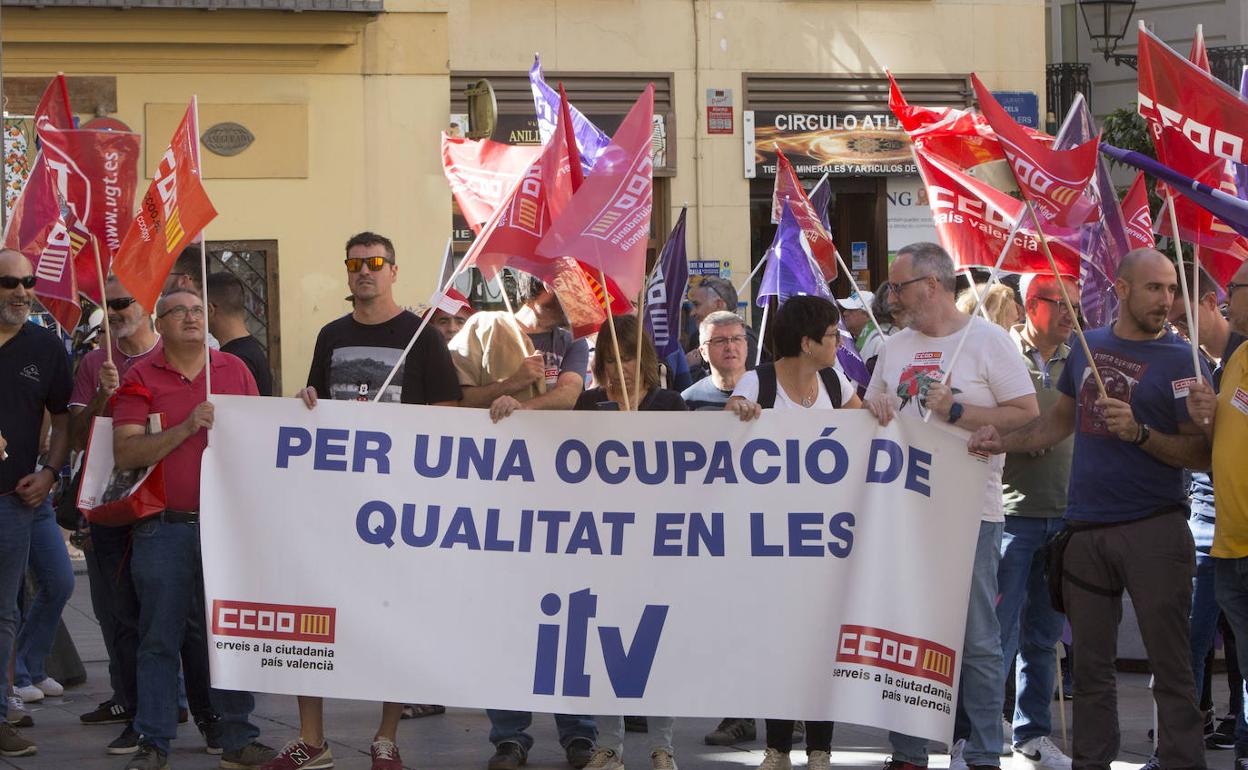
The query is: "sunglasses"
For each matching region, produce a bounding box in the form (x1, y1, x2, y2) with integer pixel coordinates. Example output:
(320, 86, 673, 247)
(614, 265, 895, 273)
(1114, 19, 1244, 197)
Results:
(345, 256, 392, 273)
(0, 275, 37, 290)
(106, 297, 138, 312)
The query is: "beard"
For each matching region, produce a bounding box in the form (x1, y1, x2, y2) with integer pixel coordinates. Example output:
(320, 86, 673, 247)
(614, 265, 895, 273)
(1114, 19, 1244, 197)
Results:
(0, 298, 31, 327)
(111, 314, 144, 340)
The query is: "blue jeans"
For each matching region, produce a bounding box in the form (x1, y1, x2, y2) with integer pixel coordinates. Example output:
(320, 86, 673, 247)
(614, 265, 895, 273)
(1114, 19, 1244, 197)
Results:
(996, 516, 1066, 743)
(486, 710, 597, 753)
(0, 495, 39, 721)
(14, 499, 75, 688)
(1214, 557, 1248, 757)
(891, 521, 1005, 766)
(130, 518, 258, 754)
(1189, 515, 1219, 690)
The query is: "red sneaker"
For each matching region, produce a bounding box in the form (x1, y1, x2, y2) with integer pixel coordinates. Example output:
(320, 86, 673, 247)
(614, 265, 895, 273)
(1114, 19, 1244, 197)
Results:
(260, 740, 334, 769)
(370, 738, 402, 770)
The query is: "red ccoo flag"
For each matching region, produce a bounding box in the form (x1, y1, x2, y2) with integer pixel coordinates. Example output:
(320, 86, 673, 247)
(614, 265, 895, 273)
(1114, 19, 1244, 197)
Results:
(771, 150, 838, 280)
(536, 84, 655, 300)
(110, 101, 217, 311)
(1122, 172, 1155, 250)
(441, 134, 541, 232)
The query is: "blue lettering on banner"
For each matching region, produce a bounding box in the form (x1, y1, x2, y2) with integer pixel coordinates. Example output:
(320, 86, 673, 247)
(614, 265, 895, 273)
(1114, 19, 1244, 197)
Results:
(533, 588, 669, 699)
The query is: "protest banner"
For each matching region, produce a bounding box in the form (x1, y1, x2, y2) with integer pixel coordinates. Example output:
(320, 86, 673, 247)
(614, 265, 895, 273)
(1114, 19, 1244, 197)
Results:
(201, 396, 991, 741)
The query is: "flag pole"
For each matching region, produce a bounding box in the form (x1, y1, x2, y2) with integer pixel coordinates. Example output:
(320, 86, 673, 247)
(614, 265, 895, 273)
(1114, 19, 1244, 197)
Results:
(90, 235, 114, 366)
(191, 95, 211, 397)
(1164, 194, 1202, 380)
(1026, 199, 1107, 397)
(633, 286, 645, 406)
(755, 295, 771, 367)
(734, 257, 768, 297)
(600, 268, 632, 411)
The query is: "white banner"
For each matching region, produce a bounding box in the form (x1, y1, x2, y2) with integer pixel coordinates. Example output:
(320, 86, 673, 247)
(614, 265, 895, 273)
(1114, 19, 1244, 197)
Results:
(201, 396, 991, 741)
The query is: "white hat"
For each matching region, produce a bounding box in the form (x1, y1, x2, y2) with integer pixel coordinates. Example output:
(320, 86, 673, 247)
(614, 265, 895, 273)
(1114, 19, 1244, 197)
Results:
(836, 291, 874, 311)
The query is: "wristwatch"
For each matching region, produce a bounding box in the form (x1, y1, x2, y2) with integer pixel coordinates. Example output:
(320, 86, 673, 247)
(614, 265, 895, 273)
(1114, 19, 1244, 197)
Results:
(39, 464, 59, 480)
(1131, 424, 1152, 446)
(947, 402, 965, 425)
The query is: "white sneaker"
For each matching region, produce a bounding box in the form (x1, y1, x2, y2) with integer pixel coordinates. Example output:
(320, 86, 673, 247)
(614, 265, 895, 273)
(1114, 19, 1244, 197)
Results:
(33, 678, 62, 697)
(651, 749, 677, 770)
(1014, 736, 1072, 770)
(586, 748, 625, 770)
(13, 686, 43, 704)
(807, 750, 831, 770)
(948, 738, 968, 770)
(758, 748, 792, 770)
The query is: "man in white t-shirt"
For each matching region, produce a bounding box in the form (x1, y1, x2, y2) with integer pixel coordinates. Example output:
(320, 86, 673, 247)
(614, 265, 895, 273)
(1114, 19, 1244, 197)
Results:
(864, 243, 1038, 770)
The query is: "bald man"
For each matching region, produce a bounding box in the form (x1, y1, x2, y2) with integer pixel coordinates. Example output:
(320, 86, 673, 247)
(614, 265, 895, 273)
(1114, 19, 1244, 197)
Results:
(971, 249, 1213, 770)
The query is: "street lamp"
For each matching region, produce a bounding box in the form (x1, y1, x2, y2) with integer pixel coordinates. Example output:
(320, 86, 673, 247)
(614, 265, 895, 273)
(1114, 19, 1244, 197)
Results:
(1078, 0, 1138, 68)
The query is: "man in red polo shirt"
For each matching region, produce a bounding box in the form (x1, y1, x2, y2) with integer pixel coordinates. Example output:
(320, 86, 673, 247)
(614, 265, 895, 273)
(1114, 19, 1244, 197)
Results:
(111, 287, 273, 770)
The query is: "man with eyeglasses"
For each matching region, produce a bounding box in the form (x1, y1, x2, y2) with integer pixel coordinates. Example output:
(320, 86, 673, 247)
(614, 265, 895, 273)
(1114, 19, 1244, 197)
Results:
(681, 310, 750, 412)
(0, 249, 72, 759)
(994, 274, 1078, 769)
(280, 232, 460, 770)
(1187, 260, 1248, 761)
(865, 243, 1039, 770)
(110, 287, 273, 770)
(67, 275, 163, 753)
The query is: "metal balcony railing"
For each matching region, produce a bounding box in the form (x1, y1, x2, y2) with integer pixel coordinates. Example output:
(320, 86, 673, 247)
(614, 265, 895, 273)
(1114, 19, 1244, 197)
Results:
(1046, 63, 1092, 125)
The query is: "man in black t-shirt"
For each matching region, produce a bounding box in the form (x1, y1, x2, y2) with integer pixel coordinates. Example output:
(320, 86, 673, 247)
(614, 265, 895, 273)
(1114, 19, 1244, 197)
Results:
(207, 271, 273, 396)
(0, 249, 72, 758)
(278, 232, 460, 770)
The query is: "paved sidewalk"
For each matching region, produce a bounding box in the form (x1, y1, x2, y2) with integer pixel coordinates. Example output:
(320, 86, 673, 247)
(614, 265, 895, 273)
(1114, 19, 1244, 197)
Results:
(1, 574, 1234, 770)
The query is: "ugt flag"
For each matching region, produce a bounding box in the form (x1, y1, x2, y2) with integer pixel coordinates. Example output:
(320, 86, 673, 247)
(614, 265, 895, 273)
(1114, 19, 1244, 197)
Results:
(111, 100, 218, 311)
(644, 206, 689, 360)
(757, 202, 833, 307)
(530, 55, 610, 176)
(536, 84, 654, 301)
(971, 75, 1098, 231)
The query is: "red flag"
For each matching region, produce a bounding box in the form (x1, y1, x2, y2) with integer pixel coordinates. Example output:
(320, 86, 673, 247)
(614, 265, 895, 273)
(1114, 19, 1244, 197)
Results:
(913, 148, 1081, 276)
(888, 71, 1053, 172)
(1189, 25, 1210, 72)
(771, 150, 838, 280)
(111, 102, 218, 311)
(33, 76, 141, 303)
(536, 84, 655, 300)
(972, 75, 1098, 230)
(558, 83, 584, 192)
(1153, 126, 1245, 251)
(2, 155, 62, 262)
(1137, 23, 1248, 165)
(441, 135, 542, 232)
(1122, 172, 1156, 250)
(458, 89, 631, 337)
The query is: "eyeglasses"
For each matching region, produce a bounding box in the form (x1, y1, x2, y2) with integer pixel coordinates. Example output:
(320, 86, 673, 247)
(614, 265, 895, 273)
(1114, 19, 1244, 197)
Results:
(1229, 281, 1246, 297)
(883, 275, 930, 295)
(0, 275, 37, 290)
(106, 297, 137, 312)
(157, 305, 205, 320)
(704, 334, 748, 349)
(345, 256, 392, 273)
(1033, 296, 1073, 314)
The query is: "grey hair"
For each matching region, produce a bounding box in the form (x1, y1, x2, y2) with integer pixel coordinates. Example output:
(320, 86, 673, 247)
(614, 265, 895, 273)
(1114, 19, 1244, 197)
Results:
(897, 242, 956, 293)
(699, 310, 746, 344)
(695, 276, 738, 309)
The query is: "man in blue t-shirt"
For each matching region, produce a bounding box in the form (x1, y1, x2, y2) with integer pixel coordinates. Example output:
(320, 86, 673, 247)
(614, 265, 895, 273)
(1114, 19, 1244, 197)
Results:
(970, 249, 1212, 770)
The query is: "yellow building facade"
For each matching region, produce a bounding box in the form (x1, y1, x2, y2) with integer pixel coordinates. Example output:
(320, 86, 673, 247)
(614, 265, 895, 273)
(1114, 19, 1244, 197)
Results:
(2, 0, 1045, 393)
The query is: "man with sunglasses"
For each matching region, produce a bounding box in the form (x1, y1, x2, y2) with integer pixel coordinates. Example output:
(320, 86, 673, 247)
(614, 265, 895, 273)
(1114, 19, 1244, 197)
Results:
(0, 249, 73, 758)
(865, 243, 1038, 770)
(67, 276, 174, 755)
(994, 274, 1079, 769)
(279, 232, 460, 770)
(111, 288, 272, 770)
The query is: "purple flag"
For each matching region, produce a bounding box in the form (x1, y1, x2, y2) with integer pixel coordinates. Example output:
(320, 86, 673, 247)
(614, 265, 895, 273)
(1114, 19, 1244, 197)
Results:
(836, 324, 871, 392)
(1101, 143, 1248, 241)
(529, 55, 611, 176)
(644, 207, 689, 359)
(757, 202, 833, 307)
(810, 175, 832, 232)
(1237, 68, 1248, 202)
(1056, 95, 1125, 328)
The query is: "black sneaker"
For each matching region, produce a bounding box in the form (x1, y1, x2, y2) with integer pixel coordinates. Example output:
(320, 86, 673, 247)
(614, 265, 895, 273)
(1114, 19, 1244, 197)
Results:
(81, 699, 131, 725)
(197, 714, 223, 755)
(624, 716, 649, 733)
(108, 723, 140, 755)
(704, 718, 757, 746)
(565, 738, 594, 769)
(1139, 754, 1160, 770)
(125, 742, 169, 770)
(1211, 716, 1237, 750)
(489, 741, 527, 770)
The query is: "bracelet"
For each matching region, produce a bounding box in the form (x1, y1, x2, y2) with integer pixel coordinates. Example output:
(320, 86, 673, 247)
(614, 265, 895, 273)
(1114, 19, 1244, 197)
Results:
(1131, 423, 1151, 446)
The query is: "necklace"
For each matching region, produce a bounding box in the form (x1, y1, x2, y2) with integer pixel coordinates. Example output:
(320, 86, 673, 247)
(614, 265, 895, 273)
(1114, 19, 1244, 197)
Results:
(801, 383, 816, 407)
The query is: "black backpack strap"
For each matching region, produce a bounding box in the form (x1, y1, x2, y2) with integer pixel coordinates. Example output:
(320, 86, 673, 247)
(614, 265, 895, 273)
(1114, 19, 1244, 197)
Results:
(755, 363, 777, 409)
(818, 367, 843, 408)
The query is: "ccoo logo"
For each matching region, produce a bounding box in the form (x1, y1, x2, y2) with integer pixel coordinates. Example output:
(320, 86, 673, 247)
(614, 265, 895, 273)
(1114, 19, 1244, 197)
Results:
(212, 600, 336, 644)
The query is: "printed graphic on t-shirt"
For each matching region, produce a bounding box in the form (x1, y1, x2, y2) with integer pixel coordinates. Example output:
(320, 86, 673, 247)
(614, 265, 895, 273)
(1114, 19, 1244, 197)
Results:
(329, 346, 404, 403)
(1234, 387, 1248, 416)
(542, 351, 561, 388)
(896, 351, 959, 419)
(1079, 351, 1146, 436)
(1171, 376, 1197, 399)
